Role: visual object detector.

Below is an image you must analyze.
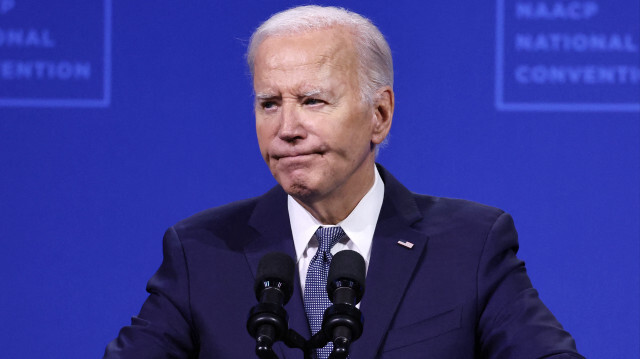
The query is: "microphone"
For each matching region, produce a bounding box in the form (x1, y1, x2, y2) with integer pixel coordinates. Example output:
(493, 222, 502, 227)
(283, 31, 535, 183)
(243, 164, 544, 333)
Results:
(323, 250, 366, 359)
(247, 252, 295, 358)
(327, 250, 366, 305)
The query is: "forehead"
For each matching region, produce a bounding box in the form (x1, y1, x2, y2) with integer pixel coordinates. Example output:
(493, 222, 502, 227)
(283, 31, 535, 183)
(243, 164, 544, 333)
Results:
(253, 27, 359, 88)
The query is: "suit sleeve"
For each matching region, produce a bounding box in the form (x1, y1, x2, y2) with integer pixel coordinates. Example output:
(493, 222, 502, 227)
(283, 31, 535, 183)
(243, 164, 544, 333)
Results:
(476, 212, 584, 359)
(103, 227, 198, 358)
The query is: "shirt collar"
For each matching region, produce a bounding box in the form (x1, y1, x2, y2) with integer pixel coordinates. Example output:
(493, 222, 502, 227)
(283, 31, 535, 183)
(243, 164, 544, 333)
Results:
(288, 166, 385, 263)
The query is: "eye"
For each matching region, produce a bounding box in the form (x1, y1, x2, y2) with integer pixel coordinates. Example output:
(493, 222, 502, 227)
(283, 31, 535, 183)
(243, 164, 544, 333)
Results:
(303, 98, 324, 106)
(260, 101, 277, 110)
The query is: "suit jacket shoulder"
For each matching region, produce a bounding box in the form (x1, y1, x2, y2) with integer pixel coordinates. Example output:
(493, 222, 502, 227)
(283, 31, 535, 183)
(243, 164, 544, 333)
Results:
(413, 193, 504, 231)
(170, 185, 289, 252)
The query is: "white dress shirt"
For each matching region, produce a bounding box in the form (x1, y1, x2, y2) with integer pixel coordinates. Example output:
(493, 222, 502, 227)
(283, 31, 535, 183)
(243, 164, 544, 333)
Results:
(288, 167, 385, 292)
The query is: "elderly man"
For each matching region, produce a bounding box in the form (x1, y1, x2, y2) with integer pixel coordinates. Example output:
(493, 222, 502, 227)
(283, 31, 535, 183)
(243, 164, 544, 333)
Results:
(105, 5, 582, 359)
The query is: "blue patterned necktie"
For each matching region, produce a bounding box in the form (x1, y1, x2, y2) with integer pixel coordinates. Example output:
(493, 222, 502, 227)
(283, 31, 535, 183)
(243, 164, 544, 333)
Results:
(304, 226, 346, 359)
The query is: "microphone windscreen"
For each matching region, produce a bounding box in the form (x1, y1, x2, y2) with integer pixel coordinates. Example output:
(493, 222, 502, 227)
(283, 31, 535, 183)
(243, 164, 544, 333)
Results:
(255, 252, 295, 301)
(328, 250, 366, 292)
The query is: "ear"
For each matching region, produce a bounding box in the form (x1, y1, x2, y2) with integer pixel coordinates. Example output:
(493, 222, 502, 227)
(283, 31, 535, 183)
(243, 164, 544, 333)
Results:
(371, 86, 394, 145)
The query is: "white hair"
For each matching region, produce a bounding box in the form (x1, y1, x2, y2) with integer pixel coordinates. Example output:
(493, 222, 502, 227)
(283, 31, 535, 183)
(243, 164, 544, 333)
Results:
(246, 5, 394, 104)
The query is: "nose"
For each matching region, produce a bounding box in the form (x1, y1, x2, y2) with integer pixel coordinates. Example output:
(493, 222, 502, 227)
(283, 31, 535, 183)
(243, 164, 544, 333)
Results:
(277, 103, 306, 142)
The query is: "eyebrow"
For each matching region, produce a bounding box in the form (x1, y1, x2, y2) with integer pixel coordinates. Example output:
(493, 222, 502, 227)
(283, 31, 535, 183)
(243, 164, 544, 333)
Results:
(255, 89, 328, 100)
(301, 89, 323, 97)
(255, 93, 277, 100)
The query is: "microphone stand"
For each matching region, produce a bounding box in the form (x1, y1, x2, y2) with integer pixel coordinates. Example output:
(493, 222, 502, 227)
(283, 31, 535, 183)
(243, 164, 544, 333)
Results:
(309, 304, 363, 359)
(250, 312, 358, 359)
(248, 250, 365, 359)
(247, 302, 310, 359)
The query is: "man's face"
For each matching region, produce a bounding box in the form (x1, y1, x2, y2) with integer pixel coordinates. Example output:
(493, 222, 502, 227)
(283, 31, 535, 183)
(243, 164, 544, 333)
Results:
(253, 27, 382, 204)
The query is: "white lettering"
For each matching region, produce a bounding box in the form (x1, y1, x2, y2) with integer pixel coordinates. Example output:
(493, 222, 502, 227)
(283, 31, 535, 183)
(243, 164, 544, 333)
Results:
(34, 62, 47, 78)
(7, 29, 23, 46)
(547, 67, 566, 82)
(515, 34, 533, 51)
(516, 3, 534, 18)
(567, 67, 582, 82)
(42, 30, 56, 47)
(530, 65, 546, 83)
(534, 34, 549, 50)
(15, 62, 32, 78)
(25, 30, 41, 47)
(1, 61, 13, 78)
(514, 65, 640, 85)
(582, 66, 596, 83)
(595, 67, 615, 83)
(515, 33, 639, 53)
(582, 1, 598, 18)
(548, 33, 563, 49)
(516, 1, 599, 20)
(588, 35, 607, 51)
(0, 28, 56, 48)
(75, 63, 91, 79)
(617, 66, 628, 84)
(0, 60, 92, 80)
(515, 66, 529, 83)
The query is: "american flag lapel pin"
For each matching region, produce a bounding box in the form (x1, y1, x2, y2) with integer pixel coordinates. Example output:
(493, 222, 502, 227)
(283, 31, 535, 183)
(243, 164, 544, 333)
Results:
(397, 240, 414, 249)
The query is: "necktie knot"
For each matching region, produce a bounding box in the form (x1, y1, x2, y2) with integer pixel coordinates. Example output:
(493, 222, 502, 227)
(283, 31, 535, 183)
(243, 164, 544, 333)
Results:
(315, 226, 345, 257)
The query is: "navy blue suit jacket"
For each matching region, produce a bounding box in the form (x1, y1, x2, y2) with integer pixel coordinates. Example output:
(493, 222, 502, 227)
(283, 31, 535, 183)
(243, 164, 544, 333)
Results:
(105, 166, 582, 358)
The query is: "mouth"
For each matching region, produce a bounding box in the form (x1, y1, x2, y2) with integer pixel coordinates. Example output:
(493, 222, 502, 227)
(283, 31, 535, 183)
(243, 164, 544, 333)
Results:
(272, 152, 321, 160)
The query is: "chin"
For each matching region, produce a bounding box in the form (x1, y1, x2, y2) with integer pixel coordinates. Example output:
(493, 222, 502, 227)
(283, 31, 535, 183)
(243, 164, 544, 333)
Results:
(281, 180, 315, 200)
(272, 165, 327, 200)
(278, 174, 322, 201)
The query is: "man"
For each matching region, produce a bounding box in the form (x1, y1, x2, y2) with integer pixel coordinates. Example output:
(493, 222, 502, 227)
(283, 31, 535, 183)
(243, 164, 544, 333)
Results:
(105, 5, 583, 358)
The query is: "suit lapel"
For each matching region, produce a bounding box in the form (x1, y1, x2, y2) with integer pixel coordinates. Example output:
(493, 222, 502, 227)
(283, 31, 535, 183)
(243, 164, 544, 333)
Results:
(351, 166, 429, 359)
(244, 185, 310, 359)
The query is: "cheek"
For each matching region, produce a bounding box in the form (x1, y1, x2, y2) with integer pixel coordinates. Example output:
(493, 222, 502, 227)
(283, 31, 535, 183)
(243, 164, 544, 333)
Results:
(256, 114, 273, 134)
(343, 113, 374, 145)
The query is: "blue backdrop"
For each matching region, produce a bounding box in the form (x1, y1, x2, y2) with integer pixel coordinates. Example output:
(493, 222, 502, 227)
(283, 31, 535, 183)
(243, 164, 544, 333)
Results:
(1, 1, 638, 358)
